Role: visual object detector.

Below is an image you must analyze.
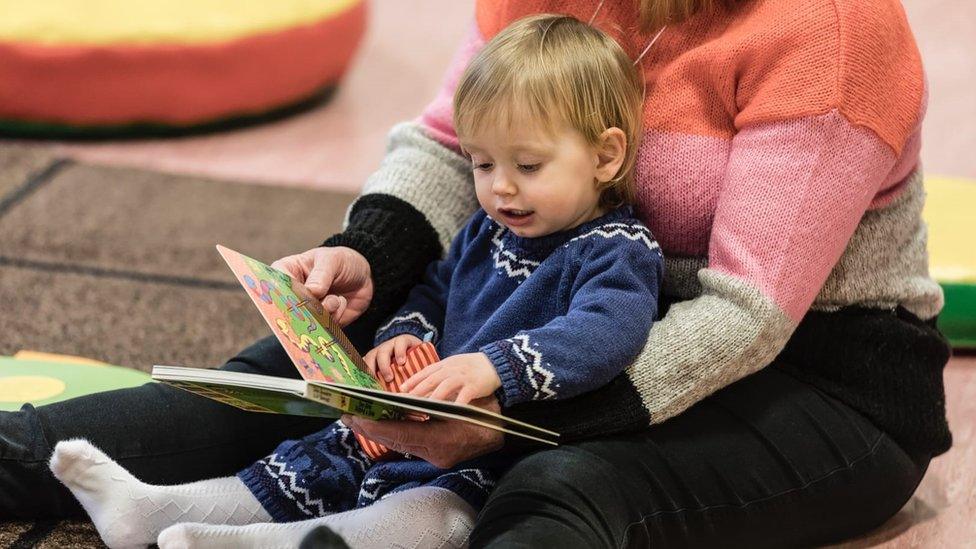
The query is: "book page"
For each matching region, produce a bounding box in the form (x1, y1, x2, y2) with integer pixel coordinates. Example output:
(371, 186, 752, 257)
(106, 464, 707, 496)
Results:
(216, 245, 379, 389)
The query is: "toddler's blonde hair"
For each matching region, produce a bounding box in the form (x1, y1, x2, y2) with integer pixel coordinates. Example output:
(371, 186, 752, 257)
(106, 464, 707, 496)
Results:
(453, 14, 644, 209)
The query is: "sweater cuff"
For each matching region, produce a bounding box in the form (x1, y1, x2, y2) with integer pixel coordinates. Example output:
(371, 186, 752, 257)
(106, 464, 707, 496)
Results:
(321, 194, 442, 350)
(504, 374, 651, 444)
(374, 320, 433, 347)
(480, 341, 525, 407)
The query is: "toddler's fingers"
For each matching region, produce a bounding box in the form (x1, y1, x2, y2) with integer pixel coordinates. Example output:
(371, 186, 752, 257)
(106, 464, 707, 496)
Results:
(363, 349, 377, 378)
(376, 347, 392, 380)
(429, 378, 463, 402)
(393, 337, 412, 366)
(408, 368, 450, 397)
(401, 363, 440, 392)
(456, 387, 478, 405)
(377, 357, 394, 384)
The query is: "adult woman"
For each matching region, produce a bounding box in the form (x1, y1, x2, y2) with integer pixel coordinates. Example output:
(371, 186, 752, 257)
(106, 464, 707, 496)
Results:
(1, 0, 950, 546)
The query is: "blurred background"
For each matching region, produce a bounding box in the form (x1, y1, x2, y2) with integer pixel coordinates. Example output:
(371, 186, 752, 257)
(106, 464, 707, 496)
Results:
(0, 0, 971, 189)
(0, 1, 972, 547)
(0, 0, 472, 191)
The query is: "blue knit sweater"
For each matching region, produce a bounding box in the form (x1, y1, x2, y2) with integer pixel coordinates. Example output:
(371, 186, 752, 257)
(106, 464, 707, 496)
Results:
(375, 205, 664, 407)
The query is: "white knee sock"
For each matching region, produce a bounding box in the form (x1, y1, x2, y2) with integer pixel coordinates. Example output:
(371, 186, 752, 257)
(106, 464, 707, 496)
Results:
(49, 439, 272, 549)
(157, 486, 476, 549)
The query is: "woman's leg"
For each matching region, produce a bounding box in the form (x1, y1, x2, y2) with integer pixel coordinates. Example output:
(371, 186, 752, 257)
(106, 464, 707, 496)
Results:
(0, 335, 328, 519)
(472, 367, 929, 548)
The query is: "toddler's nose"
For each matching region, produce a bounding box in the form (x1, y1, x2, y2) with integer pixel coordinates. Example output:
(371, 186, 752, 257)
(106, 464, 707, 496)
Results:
(491, 173, 517, 196)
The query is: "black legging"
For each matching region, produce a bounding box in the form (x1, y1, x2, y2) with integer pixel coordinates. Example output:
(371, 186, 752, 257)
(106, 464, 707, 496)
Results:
(0, 335, 925, 547)
(471, 365, 927, 548)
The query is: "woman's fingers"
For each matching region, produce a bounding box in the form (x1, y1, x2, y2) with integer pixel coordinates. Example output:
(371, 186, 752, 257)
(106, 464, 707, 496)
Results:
(341, 413, 504, 469)
(270, 254, 307, 282)
(271, 246, 373, 327)
(304, 256, 337, 299)
(323, 295, 348, 321)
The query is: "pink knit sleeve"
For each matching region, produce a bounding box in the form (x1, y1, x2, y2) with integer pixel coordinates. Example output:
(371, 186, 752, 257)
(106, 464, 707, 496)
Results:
(709, 111, 897, 322)
(626, 111, 912, 423)
(416, 23, 487, 154)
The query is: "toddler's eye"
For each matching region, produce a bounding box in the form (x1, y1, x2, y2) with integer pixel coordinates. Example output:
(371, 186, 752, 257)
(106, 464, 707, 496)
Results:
(473, 162, 494, 171)
(517, 163, 541, 173)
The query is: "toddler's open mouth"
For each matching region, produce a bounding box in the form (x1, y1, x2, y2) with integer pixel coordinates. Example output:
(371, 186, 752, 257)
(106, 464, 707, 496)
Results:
(498, 207, 535, 227)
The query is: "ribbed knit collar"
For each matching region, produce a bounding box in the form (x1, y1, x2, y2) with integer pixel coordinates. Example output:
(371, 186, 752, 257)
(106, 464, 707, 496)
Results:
(495, 205, 633, 258)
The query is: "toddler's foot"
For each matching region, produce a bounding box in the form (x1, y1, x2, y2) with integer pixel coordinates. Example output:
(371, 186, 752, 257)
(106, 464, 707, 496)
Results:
(49, 439, 270, 549)
(158, 521, 328, 549)
(159, 486, 474, 549)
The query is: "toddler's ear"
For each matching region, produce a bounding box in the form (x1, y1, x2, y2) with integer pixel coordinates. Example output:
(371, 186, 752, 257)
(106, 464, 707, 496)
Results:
(595, 127, 627, 183)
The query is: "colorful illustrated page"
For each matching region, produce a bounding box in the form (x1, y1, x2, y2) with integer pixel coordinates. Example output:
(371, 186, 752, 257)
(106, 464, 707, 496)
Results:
(217, 245, 380, 389)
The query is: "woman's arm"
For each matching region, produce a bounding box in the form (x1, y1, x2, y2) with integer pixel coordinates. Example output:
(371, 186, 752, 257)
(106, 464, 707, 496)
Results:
(507, 112, 911, 440)
(372, 211, 487, 346)
(508, 2, 929, 439)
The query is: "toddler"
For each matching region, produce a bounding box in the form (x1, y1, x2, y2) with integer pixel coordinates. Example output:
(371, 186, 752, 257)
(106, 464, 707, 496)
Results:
(49, 14, 663, 549)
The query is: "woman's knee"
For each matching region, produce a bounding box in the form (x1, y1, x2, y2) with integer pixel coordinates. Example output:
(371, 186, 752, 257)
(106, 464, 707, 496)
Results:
(473, 446, 637, 547)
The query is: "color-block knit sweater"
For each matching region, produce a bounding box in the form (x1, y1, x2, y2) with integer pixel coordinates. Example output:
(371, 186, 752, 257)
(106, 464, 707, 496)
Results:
(373, 207, 663, 407)
(326, 0, 951, 456)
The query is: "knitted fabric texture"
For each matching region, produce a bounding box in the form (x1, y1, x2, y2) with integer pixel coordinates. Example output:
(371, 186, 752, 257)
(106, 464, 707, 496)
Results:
(326, 0, 950, 456)
(239, 420, 498, 519)
(375, 206, 663, 407)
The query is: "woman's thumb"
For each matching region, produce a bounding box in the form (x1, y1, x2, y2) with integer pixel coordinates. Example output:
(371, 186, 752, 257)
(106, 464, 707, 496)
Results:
(304, 261, 335, 298)
(324, 295, 348, 320)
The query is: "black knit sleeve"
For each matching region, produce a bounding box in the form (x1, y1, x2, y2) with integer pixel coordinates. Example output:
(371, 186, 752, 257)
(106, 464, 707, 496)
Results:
(322, 194, 442, 353)
(503, 374, 651, 450)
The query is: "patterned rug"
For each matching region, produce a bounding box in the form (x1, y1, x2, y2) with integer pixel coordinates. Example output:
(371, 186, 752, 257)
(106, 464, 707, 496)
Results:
(0, 143, 356, 547)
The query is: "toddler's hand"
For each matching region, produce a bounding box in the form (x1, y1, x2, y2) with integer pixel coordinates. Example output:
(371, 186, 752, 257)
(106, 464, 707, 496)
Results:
(401, 353, 501, 404)
(363, 334, 423, 383)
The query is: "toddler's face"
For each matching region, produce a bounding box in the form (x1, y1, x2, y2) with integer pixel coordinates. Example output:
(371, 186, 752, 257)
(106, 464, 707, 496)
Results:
(462, 122, 605, 238)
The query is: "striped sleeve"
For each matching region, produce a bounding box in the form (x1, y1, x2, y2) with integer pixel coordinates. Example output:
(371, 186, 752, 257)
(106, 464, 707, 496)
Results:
(625, 0, 928, 424)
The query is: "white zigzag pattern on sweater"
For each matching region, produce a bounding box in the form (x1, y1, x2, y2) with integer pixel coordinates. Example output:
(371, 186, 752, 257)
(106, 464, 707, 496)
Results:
(377, 312, 439, 342)
(491, 225, 540, 281)
(359, 477, 395, 504)
(263, 453, 327, 518)
(565, 222, 660, 252)
(438, 468, 496, 494)
(335, 422, 371, 474)
(508, 334, 557, 400)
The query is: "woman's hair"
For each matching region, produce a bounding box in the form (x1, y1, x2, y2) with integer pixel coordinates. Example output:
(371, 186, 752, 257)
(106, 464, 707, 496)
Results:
(638, 0, 730, 30)
(453, 14, 644, 209)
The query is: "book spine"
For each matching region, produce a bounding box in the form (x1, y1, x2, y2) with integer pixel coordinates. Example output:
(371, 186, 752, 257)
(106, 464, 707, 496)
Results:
(305, 384, 403, 421)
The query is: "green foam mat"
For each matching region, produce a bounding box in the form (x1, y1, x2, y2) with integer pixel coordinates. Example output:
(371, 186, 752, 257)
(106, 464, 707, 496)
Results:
(0, 356, 151, 410)
(939, 282, 976, 349)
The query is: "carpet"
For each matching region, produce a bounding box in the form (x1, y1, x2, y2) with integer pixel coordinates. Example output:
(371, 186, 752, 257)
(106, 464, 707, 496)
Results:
(0, 143, 356, 547)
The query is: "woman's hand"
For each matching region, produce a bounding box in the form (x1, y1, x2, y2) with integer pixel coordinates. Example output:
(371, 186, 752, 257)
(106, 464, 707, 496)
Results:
(341, 396, 505, 468)
(364, 334, 423, 383)
(271, 246, 372, 326)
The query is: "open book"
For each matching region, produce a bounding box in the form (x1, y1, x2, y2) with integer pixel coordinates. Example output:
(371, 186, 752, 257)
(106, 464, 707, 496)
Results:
(151, 245, 558, 446)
